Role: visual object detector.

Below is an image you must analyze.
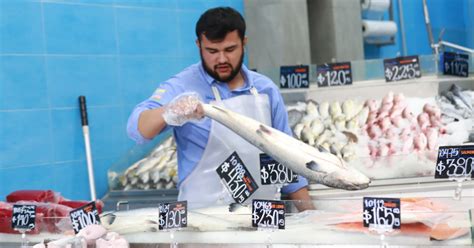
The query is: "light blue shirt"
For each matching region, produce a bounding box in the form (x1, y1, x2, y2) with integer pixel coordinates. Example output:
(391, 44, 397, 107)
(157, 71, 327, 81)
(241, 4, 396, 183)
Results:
(127, 62, 308, 194)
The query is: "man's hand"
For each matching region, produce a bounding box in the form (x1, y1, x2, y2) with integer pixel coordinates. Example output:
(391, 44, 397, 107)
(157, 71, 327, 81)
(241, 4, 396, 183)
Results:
(163, 92, 204, 126)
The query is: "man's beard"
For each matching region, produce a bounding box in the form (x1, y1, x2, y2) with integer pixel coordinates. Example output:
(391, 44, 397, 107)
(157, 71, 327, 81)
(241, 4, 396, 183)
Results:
(201, 50, 244, 83)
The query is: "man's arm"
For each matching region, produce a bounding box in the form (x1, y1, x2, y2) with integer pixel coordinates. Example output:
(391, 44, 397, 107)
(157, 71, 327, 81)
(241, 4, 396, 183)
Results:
(287, 187, 315, 211)
(137, 107, 167, 139)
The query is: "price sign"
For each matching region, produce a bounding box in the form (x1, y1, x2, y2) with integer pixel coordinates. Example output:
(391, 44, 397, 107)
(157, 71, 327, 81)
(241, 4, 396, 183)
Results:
(260, 154, 298, 185)
(363, 197, 401, 230)
(252, 199, 285, 229)
(11, 205, 36, 230)
(443, 52, 469, 77)
(216, 152, 259, 203)
(280, 65, 309, 89)
(383, 55, 421, 82)
(435, 145, 474, 179)
(158, 201, 187, 230)
(69, 202, 100, 234)
(316, 62, 352, 87)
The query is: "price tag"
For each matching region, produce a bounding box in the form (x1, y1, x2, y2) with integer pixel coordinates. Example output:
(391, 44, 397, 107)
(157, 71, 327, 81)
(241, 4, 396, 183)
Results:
(383, 55, 421, 82)
(443, 52, 469, 77)
(216, 151, 259, 203)
(363, 197, 401, 230)
(252, 199, 285, 229)
(316, 62, 352, 87)
(69, 202, 101, 234)
(435, 145, 474, 179)
(11, 205, 36, 231)
(158, 201, 187, 230)
(280, 65, 309, 89)
(260, 153, 298, 185)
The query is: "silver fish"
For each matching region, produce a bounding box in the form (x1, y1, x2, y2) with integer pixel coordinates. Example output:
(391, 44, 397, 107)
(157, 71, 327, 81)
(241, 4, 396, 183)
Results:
(202, 104, 371, 190)
(450, 84, 473, 111)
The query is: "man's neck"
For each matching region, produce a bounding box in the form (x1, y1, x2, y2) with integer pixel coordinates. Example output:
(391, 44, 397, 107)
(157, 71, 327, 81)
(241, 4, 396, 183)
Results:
(227, 72, 244, 90)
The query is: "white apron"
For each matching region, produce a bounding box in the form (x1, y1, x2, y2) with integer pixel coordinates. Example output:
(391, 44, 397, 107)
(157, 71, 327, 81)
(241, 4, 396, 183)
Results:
(178, 86, 281, 209)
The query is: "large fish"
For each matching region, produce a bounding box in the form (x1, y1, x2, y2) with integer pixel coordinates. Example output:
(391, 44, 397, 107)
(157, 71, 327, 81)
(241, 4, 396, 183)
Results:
(201, 104, 371, 190)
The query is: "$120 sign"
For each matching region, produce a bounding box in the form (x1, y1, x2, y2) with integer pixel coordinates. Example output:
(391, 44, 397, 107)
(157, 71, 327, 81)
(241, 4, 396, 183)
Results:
(252, 199, 285, 229)
(435, 145, 474, 179)
(316, 62, 352, 87)
(280, 65, 309, 89)
(159, 201, 187, 230)
(363, 197, 400, 230)
(69, 202, 100, 234)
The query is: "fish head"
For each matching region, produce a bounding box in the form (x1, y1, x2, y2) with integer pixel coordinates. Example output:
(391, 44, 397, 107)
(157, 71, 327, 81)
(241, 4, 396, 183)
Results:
(306, 157, 370, 190)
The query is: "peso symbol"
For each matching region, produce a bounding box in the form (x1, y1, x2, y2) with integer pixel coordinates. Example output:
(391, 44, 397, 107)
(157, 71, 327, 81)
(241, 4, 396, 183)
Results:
(436, 161, 446, 175)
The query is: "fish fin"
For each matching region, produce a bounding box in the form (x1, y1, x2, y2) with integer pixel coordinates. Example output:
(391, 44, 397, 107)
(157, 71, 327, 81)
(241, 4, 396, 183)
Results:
(258, 125, 272, 135)
(228, 203, 246, 213)
(306, 161, 319, 171)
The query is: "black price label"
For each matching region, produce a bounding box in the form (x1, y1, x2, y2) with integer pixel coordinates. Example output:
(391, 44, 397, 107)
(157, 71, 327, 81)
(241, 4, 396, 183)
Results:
(280, 65, 309, 89)
(69, 202, 100, 234)
(252, 199, 285, 229)
(158, 201, 187, 230)
(363, 197, 400, 229)
(260, 154, 298, 185)
(435, 145, 474, 179)
(11, 205, 36, 230)
(316, 62, 352, 87)
(216, 152, 258, 204)
(443, 52, 469, 77)
(383, 55, 421, 82)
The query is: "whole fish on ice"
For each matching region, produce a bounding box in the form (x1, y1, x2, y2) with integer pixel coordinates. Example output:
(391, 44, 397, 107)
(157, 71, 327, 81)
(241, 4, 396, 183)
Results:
(202, 104, 370, 190)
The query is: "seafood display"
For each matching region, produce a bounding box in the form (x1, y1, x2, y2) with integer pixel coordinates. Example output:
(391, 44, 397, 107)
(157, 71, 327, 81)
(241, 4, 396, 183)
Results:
(108, 136, 178, 191)
(202, 103, 371, 190)
(98, 197, 472, 243)
(287, 86, 474, 180)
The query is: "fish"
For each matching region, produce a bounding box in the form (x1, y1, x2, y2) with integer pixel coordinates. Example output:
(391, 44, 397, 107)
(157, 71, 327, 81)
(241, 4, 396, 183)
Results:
(287, 109, 305, 128)
(202, 103, 371, 190)
(450, 84, 473, 111)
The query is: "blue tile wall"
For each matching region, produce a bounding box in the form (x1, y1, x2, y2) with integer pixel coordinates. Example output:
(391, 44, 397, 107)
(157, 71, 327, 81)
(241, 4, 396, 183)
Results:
(364, 0, 473, 59)
(0, 56, 49, 110)
(0, 0, 244, 201)
(0, 1, 45, 53)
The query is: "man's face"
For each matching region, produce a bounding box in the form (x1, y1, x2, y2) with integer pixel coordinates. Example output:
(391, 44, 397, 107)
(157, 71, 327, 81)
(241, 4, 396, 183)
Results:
(198, 30, 246, 83)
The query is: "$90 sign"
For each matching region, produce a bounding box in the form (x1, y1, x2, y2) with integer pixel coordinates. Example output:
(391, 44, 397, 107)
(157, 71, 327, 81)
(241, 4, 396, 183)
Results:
(363, 197, 400, 230)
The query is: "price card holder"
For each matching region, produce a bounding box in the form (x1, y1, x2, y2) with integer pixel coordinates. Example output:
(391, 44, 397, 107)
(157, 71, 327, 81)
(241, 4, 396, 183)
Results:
(216, 152, 259, 204)
(159, 201, 187, 248)
(252, 199, 285, 230)
(12, 205, 36, 247)
(363, 197, 401, 248)
(383, 55, 421, 82)
(260, 153, 298, 199)
(279, 65, 309, 89)
(69, 202, 101, 234)
(435, 145, 474, 200)
(316, 62, 352, 87)
(442, 52, 469, 77)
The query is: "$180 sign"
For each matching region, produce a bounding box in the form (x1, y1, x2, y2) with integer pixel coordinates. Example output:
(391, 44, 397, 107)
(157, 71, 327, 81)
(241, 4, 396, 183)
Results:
(363, 197, 400, 229)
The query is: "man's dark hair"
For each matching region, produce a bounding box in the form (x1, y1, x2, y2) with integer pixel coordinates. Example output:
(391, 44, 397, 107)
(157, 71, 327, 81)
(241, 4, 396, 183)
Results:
(196, 7, 246, 42)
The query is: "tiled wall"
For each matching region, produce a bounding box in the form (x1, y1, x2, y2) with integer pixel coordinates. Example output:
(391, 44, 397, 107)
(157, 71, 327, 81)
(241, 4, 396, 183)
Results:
(364, 0, 473, 59)
(0, 0, 243, 200)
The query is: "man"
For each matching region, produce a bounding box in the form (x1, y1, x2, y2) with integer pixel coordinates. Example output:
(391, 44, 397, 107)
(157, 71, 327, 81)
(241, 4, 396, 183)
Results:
(127, 7, 312, 210)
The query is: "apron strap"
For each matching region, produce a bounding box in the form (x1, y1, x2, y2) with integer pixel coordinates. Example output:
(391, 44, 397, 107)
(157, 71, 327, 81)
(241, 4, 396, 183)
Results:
(211, 86, 222, 102)
(212, 85, 259, 101)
